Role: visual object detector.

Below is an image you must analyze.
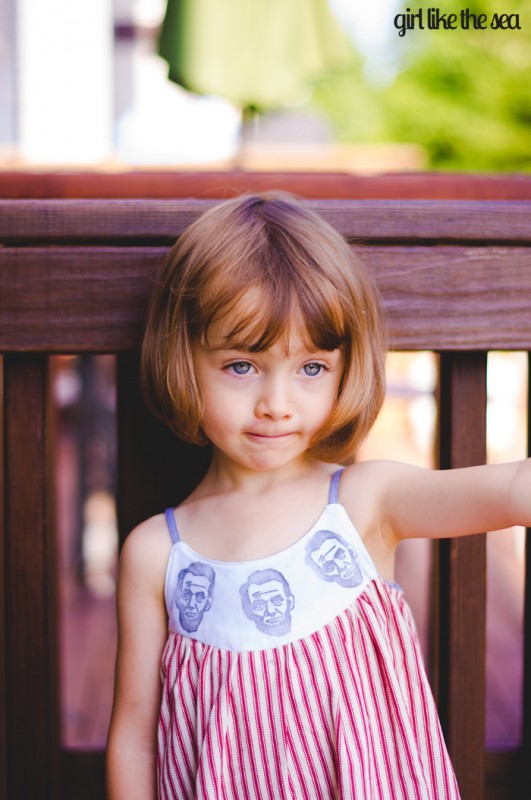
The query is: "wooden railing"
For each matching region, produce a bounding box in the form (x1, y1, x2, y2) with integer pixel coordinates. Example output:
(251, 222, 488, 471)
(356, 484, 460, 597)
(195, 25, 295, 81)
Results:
(1, 172, 531, 800)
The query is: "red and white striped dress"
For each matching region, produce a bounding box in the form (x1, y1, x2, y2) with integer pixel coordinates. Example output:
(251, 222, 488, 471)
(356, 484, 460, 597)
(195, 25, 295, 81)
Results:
(158, 470, 460, 799)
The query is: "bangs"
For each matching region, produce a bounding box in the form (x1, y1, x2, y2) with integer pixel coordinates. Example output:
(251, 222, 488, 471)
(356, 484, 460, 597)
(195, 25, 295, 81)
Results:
(203, 278, 347, 354)
(187, 197, 353, 355)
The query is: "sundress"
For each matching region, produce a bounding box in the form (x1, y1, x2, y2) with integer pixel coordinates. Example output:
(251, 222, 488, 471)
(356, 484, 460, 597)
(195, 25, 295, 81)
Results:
(158, 469, 460, 799)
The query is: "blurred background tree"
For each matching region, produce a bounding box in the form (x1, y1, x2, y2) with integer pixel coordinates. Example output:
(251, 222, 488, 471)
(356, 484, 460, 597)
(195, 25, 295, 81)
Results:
(308, 0, 531, 171)
(5, 0, 529, 171)
(158, 0, 351, 119)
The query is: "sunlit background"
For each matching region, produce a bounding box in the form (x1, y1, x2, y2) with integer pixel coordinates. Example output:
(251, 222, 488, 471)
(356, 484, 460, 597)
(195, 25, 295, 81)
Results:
(1, 0, 529, 757)
(1, 0, 529, 170)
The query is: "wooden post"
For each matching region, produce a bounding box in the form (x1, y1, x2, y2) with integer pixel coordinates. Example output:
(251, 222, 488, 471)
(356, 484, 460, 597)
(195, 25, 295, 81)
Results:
(436, 352, 487, 800)
(116, 353, 210, 543)
(0, 355, 6, 800)
(519, 353, 531, 796)
(3, 354, 61, 799)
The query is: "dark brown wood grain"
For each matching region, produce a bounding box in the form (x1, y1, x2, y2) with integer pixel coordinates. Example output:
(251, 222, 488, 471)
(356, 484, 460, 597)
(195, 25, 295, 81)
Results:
(116, 354, 210, 542)
(0, 357, 5, 800)
(436, 353, 488, 800)
(3, 355, 61, 800)
(62, 749, 105, 800)
(1, 244, 531, 352)
(1, 199, 530, 243)
(520, 356, 531, 794)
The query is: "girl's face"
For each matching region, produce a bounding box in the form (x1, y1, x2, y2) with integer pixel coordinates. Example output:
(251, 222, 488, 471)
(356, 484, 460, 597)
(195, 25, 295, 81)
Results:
(193, 316, 344, 474)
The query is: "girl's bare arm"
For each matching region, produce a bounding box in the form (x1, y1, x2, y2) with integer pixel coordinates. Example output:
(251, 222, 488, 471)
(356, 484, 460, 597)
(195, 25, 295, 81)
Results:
(106, 518, 170, 800)
(371, 458, 531, 544)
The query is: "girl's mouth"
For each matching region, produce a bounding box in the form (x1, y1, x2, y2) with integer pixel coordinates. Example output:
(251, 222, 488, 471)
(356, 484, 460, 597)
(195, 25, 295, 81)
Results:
(246, 432, 295, 441)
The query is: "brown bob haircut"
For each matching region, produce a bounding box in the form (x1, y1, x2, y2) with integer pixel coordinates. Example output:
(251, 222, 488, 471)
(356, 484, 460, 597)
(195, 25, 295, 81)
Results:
(141, 192, 387, 463)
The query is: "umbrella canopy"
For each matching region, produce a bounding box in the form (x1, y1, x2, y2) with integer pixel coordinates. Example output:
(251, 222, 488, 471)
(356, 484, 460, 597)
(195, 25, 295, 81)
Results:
(158, 0, 350, 112)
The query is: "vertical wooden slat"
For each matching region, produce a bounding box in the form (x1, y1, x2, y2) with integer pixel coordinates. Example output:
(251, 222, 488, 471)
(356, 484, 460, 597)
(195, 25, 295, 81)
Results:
(116, 353, 210, 543)
(436, 351, 488, 800)
(61, 749, 106, 800)
(519, 353, 531, 795)
(0, 356, 6, 800)
(3, 354, 60, 799)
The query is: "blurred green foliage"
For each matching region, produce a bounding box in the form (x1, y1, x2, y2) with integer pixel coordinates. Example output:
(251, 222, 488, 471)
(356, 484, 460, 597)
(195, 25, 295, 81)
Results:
(307, 0, 531, 171)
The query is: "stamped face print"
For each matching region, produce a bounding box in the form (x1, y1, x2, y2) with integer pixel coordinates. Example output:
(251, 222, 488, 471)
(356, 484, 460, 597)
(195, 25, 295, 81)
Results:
(240, 568, 295, 636)
(175, 562, 216, 632)
(306, 530, 363, 588)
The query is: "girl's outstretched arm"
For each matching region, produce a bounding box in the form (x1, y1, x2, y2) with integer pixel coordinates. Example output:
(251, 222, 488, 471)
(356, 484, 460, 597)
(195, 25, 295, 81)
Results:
(355, 458, 531, 545)
(106, 517, 170, 800)
(340, 459, 531, 552)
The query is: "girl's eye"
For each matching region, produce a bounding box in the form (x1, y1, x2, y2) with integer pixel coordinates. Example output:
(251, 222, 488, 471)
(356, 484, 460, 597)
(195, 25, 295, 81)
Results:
(227, 361, 253, 375)
(303, 362, 325, 377)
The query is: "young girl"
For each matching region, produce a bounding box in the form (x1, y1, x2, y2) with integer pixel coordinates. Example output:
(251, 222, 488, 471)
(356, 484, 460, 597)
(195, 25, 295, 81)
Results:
(106, 192, 530, 800)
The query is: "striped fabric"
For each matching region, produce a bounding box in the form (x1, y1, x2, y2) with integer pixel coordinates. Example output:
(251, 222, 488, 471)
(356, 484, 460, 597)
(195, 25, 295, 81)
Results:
(158, 578, 460, 799)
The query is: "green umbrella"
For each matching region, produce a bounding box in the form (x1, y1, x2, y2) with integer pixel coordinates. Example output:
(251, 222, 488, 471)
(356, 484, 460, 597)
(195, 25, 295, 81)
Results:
(158, 0, 350, 113)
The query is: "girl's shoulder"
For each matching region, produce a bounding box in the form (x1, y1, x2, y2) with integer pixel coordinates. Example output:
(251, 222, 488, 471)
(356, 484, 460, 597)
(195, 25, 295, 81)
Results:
(337, 460, 413, 577)
(118, 512, 173, 591)
(338, 458, 395, 495)
(337, 459, 413, 534)
(339, 459, 417, 496)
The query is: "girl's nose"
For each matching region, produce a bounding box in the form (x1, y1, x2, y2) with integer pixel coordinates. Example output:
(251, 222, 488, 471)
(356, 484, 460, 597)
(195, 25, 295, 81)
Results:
(255, 376, 292, 420)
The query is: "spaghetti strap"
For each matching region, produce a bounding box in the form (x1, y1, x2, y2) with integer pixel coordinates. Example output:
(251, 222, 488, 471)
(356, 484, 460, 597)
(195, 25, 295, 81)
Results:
(328, 468, 345, 504)
(164, 508, 180, 544)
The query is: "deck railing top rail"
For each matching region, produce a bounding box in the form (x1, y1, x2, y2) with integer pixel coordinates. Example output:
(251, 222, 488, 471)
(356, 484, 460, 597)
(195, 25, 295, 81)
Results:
(0, 198, 531, 244)
(1, 198, 531, 353)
